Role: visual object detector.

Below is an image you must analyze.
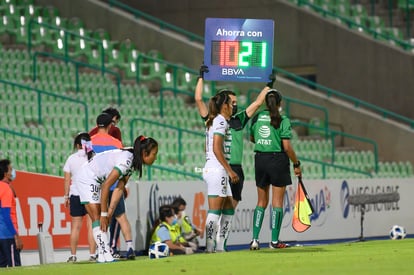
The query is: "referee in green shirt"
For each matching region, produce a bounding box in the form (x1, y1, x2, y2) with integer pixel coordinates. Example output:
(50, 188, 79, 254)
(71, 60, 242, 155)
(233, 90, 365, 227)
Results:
(249, 89, 301, 250)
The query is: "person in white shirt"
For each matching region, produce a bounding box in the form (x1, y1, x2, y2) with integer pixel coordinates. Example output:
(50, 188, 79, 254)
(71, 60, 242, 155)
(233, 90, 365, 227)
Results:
(203, 91, 239, 253)
(63, 132, 96, 263)
(75, 135, 158, 263)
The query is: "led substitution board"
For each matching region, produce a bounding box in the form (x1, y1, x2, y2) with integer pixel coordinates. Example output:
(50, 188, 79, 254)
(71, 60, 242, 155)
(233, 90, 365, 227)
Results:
(204, 18, 274, 82)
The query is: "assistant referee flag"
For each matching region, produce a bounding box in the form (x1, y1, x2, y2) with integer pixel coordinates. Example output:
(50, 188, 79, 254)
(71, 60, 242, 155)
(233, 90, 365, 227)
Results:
(292, 177, 314, 233)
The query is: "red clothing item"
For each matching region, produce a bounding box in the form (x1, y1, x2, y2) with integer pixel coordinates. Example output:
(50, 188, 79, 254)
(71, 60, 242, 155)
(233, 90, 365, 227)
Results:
(91, 132, 123, 153)
(89, 125, 122, 143)
(0, 181, 17, 237)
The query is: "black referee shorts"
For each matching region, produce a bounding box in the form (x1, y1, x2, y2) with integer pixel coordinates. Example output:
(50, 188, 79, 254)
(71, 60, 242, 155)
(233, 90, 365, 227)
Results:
(230, 164, 244, 202)
(254, 152, 292, 188)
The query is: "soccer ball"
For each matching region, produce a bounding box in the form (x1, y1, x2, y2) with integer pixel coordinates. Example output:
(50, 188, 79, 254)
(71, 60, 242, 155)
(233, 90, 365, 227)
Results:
(148, 242, 170, 259)
(389, 225, 407, 240)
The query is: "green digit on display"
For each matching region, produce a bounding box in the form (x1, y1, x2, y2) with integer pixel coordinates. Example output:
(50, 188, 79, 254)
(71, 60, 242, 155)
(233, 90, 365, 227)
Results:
(238, 41, 252, 67)
(261, 42, 267, 67)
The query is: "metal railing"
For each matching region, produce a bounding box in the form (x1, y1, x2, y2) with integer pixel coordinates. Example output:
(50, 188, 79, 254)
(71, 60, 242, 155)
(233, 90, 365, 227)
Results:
(295, 0, 414, 51)
(129, 117, 204, 164)
(300, 156, 373, 178)
(135, 53, 216, 93)
(0, 79, 89, 131)
(273, 67, 414, 129)
(31, 51, 122, 105)
(107, 0, 204, 43)
(159, 87, 194, 117)
(292, 120, 379, 173)
(0, 128, 46, 173)
(246, 88, 330, 138)
(146, 164, 202, 181)
(27, 20, 106, 73)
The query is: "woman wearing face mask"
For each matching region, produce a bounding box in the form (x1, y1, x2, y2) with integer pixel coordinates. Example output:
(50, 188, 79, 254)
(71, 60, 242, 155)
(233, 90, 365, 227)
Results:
(150, 205, 193, 255)
(0, 159, 22, 267)
(171, 197, 203, 252)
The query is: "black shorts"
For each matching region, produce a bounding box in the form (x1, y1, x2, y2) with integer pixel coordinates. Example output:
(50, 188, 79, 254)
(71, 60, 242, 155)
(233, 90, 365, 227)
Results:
(70, 195, 87, 217)
(254, 152, 292, 188)
(230, 164, 244, 202)
(109, 190, 125, 217)
(0, 238, 21, 267)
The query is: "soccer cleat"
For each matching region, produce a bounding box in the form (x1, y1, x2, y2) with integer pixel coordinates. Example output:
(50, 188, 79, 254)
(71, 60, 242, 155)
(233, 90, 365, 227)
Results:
(126, 248, 136, 260)
(103, 250, 115, 262)
(111, 251, 121, 259)
(97, 252, 106, 263)
(249, 239, 260, 250)
(67, 256, 77, 263)
(89, 255, 97, 262)
(269, 241, 290, 249)
(206, 239, 216, 253)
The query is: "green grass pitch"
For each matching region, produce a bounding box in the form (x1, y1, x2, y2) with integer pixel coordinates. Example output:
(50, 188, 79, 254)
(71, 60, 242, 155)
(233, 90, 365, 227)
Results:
(7, 239, 414, 274)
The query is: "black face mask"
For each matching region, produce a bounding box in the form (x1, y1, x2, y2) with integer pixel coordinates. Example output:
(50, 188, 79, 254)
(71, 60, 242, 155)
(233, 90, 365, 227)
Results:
(232, 104, 238, 116)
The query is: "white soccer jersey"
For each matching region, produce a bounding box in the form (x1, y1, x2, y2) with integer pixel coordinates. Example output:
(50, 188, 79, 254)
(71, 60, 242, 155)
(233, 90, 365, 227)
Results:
(205, 114, 231, 168)
(86, 149, 133, 182)
(63, 149, 88, 196)
(75, 149, 133, 204)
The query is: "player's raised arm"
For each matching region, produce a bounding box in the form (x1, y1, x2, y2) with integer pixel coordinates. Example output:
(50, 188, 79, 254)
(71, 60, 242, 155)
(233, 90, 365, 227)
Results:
(195, 64, 209, 118)
(245, 71, 276, 118)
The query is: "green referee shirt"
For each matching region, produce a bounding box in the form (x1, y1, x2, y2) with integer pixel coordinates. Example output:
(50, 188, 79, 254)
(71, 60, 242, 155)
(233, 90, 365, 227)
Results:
(228, 111, 250, 165)
(250, 110, 292, 152)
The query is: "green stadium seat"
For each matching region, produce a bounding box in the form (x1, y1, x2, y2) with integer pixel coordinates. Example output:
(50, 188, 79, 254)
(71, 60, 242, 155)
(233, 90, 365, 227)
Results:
(351, 4, 368, 18)
(0, 14, 16, 35)
(386, 27, 404, 41)
(367, 15, 385, 29)
(398, 0, 414, 10)
(42, 5, 59, 20)
(16, 0, 34, 5)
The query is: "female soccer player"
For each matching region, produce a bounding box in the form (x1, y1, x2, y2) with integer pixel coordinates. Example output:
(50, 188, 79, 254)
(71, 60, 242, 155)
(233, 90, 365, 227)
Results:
(249, 89, 301, 250)
(63, 132, 96, 262)
(203, 91, 239, 253)
(75, 135, 158, 262)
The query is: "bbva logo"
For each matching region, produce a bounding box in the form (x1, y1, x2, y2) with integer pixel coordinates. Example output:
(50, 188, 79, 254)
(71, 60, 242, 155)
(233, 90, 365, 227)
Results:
(221, 68, 245, 75)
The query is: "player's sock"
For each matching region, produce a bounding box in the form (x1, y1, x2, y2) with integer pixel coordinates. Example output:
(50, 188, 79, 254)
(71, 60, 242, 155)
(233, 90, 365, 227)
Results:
(92, 221, 103, 249)
(92, 221, 112, 260)
(252, 206, 265, 240)
(271, 207, 283, 242)
(92, 221, 106, 262)
(216, 208, 235, 251)
(126, 240, 134, 250)
(205, 210, 221, 252)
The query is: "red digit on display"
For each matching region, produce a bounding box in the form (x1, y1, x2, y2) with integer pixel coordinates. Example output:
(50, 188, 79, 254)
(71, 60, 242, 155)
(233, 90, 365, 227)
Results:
(224, 41, 239, 66)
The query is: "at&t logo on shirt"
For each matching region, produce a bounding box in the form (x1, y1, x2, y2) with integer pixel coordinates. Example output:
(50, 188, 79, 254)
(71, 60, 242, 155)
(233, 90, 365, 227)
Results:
(257, 125, 272, 145)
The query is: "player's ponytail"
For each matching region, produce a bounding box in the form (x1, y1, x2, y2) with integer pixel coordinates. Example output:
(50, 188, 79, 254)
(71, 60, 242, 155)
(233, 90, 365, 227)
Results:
(74, 132, 95, 160)
(266, 89, 283, 129)
(206, 91, 230, 128)
(132, 135, 158, 178)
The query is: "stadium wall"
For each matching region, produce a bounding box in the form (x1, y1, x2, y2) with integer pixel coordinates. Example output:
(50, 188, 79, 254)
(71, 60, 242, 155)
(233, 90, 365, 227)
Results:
(14, 171, 414, 252)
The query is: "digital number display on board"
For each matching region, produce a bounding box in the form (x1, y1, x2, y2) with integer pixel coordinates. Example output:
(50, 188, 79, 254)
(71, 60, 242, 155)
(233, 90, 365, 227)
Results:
(204, 18, 274, 82)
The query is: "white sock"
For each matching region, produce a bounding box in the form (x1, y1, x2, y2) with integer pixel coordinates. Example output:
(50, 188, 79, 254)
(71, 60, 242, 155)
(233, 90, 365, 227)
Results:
(126, 240, 134, 250)
(216, 214, 234, 251)
(205, 212, 220, 252)
(92, 225, 110, 253)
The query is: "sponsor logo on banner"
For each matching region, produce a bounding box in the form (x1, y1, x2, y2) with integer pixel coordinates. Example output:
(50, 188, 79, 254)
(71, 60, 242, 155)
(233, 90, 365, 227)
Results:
(341, 180, 401, 219)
